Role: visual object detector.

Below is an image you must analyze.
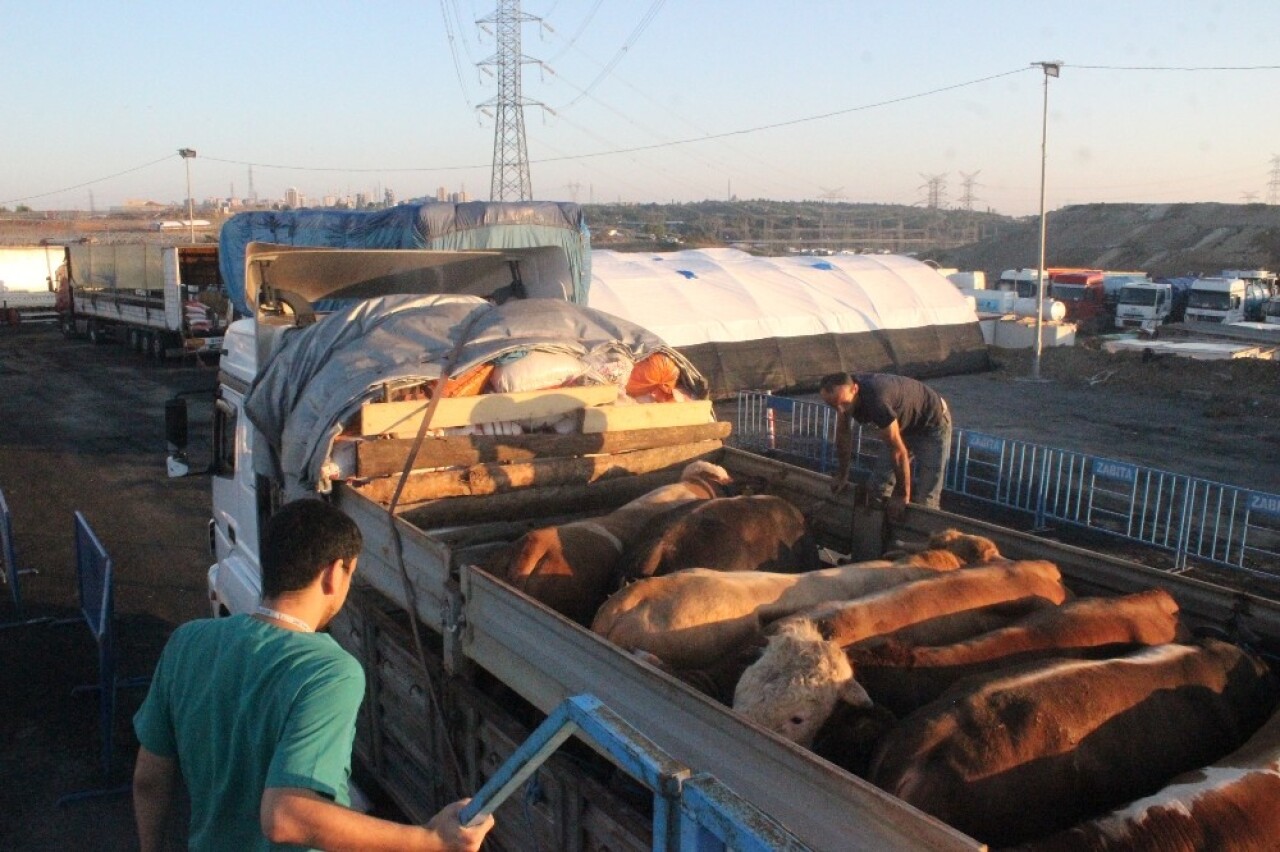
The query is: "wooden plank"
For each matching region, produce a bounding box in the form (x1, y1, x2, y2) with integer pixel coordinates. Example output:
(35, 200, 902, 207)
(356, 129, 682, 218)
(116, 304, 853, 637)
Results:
(398, 469, 686, 529)
(345, 421, 732, 478)
(352, 440, 723, 505)
(359, 385, 618, 436)
(582, 400, 714, 434)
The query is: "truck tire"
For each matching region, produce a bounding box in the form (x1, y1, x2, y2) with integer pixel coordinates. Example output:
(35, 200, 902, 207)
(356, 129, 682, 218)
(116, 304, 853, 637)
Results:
(150, 333, 167, 361)
(128, 329, 141, 351)
(88, 324, 104, 345)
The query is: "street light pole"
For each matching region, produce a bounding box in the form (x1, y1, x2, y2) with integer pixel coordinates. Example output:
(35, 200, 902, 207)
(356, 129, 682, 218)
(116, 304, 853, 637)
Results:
(1031, 62, 1060, 381)
(178, 148, 197, 244)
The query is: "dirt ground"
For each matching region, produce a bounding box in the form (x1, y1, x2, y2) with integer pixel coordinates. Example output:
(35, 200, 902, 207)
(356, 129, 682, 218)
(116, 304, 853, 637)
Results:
(0, 323, 1276, 850)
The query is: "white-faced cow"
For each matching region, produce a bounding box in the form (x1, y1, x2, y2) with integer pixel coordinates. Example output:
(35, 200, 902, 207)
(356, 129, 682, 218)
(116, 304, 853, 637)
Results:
(591, 559, 959, 669)
(731, 561, 1067, 744)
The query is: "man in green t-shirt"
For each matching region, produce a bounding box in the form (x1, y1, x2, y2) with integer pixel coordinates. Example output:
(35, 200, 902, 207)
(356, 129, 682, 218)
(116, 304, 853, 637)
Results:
(133, 499, 494, 851)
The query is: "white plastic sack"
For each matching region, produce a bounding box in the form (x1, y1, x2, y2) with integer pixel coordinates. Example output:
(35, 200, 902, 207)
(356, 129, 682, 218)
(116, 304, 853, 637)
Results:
(489, 351, 587, 393)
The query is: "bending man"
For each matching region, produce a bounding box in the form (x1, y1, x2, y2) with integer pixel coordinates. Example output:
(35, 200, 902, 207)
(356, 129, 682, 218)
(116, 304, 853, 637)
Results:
(819, 372, 952, 519)
(133, 498, 494, 852)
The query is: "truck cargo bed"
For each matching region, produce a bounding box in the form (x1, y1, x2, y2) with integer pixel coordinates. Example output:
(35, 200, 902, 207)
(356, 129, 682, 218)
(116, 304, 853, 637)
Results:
(330, 446, 1280, 849)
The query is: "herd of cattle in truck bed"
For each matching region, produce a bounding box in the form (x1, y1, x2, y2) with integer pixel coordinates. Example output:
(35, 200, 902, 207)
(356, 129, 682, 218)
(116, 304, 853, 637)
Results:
(477, 461, 1280, 849)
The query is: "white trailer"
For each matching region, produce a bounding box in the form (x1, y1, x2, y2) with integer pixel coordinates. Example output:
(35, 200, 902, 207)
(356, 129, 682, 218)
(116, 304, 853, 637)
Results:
(59, 243, 227, 359)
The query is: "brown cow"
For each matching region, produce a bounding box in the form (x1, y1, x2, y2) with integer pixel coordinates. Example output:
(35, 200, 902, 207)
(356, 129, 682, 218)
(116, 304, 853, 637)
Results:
(848, 596, 1058, 651)
(1018, 706, 1280, 851)
(504, 460, 732, 624)
(852, 588, 1183, 716)
(591, 560, 957, 669)
(618, 494, 819, 579)
(770, 560, 1068, 647)
(867, 640, 1279, 846)
(732, 562, 1068, 744)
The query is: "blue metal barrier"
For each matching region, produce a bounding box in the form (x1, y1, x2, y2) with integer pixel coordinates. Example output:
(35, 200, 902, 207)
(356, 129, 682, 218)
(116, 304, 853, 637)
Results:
(459, 694, 806, 851)
(734, 391, 1280, 579)
(0, 487, 48, 628)
(57, 512, 150, 805)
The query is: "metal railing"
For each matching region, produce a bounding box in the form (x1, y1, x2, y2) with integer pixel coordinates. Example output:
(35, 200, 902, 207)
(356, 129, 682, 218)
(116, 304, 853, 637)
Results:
(734, 391, 1280, 578)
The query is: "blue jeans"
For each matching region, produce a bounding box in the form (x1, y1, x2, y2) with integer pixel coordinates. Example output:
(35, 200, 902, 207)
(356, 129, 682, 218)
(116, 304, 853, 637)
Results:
(870, 404, 953, 509)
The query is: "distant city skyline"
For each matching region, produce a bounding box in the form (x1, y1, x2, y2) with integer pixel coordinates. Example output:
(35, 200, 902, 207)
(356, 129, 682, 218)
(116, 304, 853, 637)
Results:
(6, 2, 1280, 216)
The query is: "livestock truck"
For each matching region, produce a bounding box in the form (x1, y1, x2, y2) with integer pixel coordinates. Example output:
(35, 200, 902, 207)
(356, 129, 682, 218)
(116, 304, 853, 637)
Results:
(193, 242, 1280, 850)
(57, 242, 227, 359)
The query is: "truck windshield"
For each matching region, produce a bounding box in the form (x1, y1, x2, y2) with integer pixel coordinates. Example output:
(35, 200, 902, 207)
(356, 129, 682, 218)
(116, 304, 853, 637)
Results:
(1188, 291, 1230, 310)
(1050, 284, 1086, 302)
(1265, 298, 1280, 319)
(1118, 288, 1157, 306)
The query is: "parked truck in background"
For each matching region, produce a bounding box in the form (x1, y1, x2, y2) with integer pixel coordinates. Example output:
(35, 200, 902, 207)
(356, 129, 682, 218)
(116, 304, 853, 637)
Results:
(0, 245, 64, 324)
(1222, 269, 1277, 322)
(1114, 279, 1173, 331)
(1047, 269, 1108, 331)
(57, 243, 227, 359)
(189, 239, 1280, 850)
(1184, 276, 1247, 324)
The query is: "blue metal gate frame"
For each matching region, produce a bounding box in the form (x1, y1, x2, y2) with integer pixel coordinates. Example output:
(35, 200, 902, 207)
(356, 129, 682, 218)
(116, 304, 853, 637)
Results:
(734, 392, 1280, 579)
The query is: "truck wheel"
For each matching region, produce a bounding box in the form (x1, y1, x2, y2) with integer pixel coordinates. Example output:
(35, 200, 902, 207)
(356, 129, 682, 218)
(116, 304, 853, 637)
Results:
(88, 325, 103, 345)
(151, 333, 167, 361)
(128, 329, 141, 351)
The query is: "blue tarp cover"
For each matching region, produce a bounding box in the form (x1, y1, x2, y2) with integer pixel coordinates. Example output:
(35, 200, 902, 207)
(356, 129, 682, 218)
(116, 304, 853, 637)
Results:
(219, 201, 591, 314)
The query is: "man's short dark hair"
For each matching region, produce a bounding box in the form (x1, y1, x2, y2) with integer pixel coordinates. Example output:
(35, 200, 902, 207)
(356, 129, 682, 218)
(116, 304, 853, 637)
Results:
(260, 499, 363, 599)
(819, 372, 855, 394)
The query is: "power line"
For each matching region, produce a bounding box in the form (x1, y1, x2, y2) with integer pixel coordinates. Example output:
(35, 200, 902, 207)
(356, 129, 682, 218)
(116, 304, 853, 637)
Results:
(564, 0, 667, 108)
(1069, 63, 1280, 71)
(1, 154, 175, 205)
(437, 0, 474, 107)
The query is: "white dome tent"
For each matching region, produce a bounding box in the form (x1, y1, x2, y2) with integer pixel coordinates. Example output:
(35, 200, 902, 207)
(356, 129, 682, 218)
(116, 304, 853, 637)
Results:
(587, 248, 988, 398)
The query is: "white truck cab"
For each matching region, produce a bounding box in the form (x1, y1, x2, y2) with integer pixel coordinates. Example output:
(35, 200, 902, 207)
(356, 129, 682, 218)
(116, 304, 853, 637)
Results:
(1184, 277, 1246, 324)
(204, 242, 579, 617)
(1115, 280, 1172, 331)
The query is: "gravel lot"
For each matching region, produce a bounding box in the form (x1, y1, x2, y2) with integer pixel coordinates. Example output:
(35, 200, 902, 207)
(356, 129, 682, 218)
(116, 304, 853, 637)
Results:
(0, 322, 1276, 849)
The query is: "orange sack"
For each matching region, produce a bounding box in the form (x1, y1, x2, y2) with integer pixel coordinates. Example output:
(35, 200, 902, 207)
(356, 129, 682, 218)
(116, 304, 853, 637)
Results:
(627, 353, 680, 402)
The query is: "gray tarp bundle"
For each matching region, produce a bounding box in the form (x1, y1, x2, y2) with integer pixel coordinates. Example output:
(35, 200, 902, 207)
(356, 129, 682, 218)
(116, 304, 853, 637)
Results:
(243, 296, 707, 498)
(219, 201, 591, 316)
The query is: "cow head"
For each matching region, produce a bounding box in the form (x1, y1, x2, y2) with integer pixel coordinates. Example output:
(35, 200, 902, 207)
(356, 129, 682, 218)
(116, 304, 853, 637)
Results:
(927, 529, 1003, 564)
(680, 460, 734, 497)
(732, 620, 871, 747)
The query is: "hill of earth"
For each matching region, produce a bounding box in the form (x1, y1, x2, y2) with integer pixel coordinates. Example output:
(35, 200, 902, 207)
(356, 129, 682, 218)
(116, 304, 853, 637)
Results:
(933, 202, 1280, 280)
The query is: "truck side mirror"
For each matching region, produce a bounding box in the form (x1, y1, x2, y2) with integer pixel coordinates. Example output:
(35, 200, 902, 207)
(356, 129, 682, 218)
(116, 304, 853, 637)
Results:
(166, 397, 189, 478)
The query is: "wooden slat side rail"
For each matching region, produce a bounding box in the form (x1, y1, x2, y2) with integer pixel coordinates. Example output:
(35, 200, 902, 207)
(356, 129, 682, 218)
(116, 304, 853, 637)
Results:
(359, 386, 618, 436)
(351, 440, 723, 505)
(582, 400, 714, 433)
(398, 468, 687, 527)
(341, 421, 732, 478)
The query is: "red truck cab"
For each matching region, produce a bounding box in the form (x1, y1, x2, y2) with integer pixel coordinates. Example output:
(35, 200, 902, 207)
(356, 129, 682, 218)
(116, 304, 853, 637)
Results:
(1048, 269, 1107, 331)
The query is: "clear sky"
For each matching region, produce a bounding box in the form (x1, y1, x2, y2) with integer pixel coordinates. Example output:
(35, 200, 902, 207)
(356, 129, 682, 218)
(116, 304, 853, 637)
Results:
(5, 0, 1279, 216)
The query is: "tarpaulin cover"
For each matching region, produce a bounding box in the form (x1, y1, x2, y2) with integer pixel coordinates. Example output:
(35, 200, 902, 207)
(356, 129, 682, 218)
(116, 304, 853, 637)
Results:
(219, 201, 591, 315)
(243, 296, 706, 497)
(586, 248, 988, 396)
